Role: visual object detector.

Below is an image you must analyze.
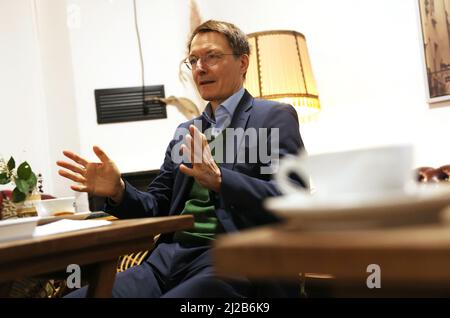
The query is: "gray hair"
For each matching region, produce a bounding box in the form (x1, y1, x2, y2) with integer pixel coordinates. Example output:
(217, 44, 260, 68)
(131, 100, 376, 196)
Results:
(187, 20, 250, 57)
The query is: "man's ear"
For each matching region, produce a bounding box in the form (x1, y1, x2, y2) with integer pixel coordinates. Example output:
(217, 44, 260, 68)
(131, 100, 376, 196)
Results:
(240, 54, 249, 75)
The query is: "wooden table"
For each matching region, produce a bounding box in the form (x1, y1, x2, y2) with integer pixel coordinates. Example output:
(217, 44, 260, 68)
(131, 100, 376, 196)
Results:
(0, 215, 193, 297)
(213, 222, 450, 296)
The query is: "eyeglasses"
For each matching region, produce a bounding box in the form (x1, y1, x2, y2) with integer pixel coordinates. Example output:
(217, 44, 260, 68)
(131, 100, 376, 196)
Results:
(184, 52, 236, 70)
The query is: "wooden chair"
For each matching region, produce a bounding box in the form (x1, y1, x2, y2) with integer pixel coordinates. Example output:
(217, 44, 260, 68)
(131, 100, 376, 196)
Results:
(117, 251, 150, 273)
(416, 165, 450, 183)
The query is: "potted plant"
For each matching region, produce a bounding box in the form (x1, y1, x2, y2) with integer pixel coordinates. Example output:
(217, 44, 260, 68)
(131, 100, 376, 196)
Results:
(0, 157, 38, 219)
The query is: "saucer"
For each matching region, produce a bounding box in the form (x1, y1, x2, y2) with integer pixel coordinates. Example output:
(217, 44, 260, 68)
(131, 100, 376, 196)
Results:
(265, 184, 450, 230)
(37, 212, 92, 225)
(0, 217, 39, 242)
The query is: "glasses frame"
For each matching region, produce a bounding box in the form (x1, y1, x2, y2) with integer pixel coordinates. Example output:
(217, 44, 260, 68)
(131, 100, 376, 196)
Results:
(184, 52, 237, 70)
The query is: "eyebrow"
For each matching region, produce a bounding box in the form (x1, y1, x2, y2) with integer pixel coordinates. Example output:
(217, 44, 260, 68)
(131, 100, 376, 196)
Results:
(189, 49, 221, 57)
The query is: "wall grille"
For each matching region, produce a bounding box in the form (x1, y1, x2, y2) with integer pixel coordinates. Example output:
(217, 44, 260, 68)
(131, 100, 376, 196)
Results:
(94, 85, 166, 124)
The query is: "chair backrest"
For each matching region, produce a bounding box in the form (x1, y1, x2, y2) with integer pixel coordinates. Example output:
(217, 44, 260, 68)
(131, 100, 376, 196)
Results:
(416, 165, 450, 183)
(0, 190, 13, 199)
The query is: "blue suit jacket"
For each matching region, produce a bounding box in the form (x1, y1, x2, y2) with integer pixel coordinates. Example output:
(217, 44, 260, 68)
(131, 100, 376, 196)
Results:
(105, 90, 304, 236)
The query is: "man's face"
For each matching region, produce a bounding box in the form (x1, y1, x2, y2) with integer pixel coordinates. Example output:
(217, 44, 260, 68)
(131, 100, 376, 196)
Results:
(189, 32, 249, 109)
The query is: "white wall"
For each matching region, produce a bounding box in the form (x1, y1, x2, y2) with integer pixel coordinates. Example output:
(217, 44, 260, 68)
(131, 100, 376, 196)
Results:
(66, 0, 199, 174)
(2, 0, 450, 199)
(0, 0, 83, 201)
(34, 0, 81, 199)
(0, 0, 53, 193)
(197, 0, 450, 167)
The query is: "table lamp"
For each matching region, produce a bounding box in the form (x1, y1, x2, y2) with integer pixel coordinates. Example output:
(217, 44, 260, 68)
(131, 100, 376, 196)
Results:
(245, 30, 320, 122)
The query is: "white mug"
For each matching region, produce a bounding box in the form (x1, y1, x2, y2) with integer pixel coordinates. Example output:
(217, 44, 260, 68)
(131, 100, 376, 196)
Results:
(276, 144, 415, 199)
(34, 197, 76, 217)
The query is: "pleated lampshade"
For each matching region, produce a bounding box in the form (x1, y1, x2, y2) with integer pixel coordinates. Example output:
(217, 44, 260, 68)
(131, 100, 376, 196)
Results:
(245, 30, 320, 121)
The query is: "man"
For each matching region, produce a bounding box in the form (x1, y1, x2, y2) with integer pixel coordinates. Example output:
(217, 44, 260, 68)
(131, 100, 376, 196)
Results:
(57, 20, 304, 297)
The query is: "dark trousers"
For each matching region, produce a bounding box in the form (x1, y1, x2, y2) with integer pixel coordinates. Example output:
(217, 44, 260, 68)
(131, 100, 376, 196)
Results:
(65, 242, 252, 298)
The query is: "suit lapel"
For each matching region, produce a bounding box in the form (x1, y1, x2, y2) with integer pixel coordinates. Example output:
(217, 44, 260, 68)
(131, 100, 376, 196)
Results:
(171, 93, 253, 213)
(171, 169, 193, 214)
(171, 114, 211, 214)
(221, 90, 253, 170)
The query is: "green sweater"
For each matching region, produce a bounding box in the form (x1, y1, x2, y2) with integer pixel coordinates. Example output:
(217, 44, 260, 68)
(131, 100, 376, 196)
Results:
(172, 130, 227, 246)
(172, 180, 223, 246)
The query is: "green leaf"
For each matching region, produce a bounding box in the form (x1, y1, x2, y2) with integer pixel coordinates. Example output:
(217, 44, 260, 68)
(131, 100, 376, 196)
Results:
(7, 157, 15, 171)
(17, 161, 32, 180)
(26, 172, 37, 190)
(12, 187, 26, 203)
(15, 179, 30, 195)
(0, 172, 10, 185)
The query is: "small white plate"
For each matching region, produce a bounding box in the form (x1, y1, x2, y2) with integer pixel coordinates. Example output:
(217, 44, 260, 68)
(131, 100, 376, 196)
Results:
(37, 212, 92, 225)
(265, 184, 450, 230)
(0, 217, 39, 242)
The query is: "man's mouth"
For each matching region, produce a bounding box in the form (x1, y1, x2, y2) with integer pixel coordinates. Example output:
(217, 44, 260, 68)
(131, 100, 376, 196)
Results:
(199, 80, 216, 86)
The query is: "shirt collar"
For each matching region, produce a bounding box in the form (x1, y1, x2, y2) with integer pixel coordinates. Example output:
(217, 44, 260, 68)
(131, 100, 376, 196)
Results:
(202, 87, 245, 124)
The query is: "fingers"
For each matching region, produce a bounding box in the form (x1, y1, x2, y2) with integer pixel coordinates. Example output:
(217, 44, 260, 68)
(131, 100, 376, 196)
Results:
(183, 134, 196, 163)
(56, 160, 85, 176)
(188, 125, 207, 163)
(70, 185, 88, 192)
(189, 125, 204, 147)
(62, 146, 110, 166)
(181, 143, 192, 164)
(179, 163, 195, 177)
(62, 150, 88, 167)
(93, 145, 111, 163)
(185, 133, 205, 164)
(58, 168, 86, 184)
(189, 124, 208, 148)
(188, 124, 197, 135)
(202, 133, 208, 148)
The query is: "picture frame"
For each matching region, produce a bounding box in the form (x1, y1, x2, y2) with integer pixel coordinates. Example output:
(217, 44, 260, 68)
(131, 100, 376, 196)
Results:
(417, 0, 450, 103)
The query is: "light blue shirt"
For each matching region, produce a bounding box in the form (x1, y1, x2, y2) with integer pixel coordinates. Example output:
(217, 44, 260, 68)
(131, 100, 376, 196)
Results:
(202, 88, 245, 138)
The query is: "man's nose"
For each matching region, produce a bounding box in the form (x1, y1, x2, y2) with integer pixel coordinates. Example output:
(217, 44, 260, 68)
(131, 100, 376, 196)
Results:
(194, 61, 207, 75)
(196, 59, 207, 72)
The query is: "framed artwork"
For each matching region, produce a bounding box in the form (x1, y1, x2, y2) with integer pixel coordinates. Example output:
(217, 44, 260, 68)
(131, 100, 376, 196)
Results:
(417, 0, 450, 103)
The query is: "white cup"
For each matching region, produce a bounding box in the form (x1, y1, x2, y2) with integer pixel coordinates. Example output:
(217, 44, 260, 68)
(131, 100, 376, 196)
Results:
(34, 197, 76, 217)
(276, 144, 415, 199)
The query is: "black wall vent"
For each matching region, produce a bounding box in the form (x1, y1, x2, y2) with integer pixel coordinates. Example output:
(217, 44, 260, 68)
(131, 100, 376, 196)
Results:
(95, 85, 166, 124)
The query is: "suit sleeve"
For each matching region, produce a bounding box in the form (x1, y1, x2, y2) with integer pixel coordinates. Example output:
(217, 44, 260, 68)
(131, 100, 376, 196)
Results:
(103, 138, 178, 219)
(219, 104, 304, 224)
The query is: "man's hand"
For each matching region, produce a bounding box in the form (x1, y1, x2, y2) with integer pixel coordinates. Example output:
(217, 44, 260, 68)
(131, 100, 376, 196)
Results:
(56, 145, 125, 203)
(179, 125, 222, 192)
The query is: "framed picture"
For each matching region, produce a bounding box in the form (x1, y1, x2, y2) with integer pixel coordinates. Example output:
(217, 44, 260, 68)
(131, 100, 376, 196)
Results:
(417, 0, 450, 103)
